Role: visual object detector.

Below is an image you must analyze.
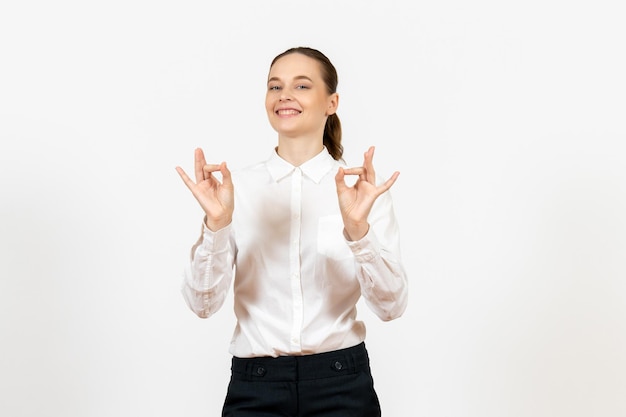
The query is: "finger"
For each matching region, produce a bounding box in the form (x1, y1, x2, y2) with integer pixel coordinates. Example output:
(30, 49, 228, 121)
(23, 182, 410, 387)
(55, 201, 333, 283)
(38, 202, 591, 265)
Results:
(334, 167, 347, 192)
(175, 166, 197, 192)
(202, 164, 225, 181)
(377, 171, 400, 194)
(340, 167, 365, 176)
(363, 146, 376, 184)
(194, 148, 207, 183)
(219, 162, 234, 188)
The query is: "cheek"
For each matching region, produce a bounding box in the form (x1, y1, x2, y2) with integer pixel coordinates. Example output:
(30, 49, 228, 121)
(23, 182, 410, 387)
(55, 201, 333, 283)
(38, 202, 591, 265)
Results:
(264, 97, 274, 114)
(316, 94, 332, 111)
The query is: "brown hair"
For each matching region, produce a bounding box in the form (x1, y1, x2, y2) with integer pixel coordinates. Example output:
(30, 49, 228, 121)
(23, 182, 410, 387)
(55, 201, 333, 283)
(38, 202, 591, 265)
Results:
(270, 47, 343, 161)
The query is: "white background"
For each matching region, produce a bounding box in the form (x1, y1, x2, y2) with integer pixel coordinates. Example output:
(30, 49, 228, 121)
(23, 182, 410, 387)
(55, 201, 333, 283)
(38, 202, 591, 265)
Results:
(1, 1, 625, 416)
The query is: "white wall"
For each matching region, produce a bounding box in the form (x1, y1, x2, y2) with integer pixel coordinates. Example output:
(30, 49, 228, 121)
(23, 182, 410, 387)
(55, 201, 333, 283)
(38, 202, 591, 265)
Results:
(1, 1, 625, 416)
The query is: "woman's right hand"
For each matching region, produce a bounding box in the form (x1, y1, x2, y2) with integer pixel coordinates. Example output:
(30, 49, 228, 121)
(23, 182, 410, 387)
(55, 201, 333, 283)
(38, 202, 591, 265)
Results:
(175, 148, 234, 231)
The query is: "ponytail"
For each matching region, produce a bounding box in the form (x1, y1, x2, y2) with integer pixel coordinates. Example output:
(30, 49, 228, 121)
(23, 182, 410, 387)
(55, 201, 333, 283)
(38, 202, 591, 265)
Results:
(324, 113, 343, 161)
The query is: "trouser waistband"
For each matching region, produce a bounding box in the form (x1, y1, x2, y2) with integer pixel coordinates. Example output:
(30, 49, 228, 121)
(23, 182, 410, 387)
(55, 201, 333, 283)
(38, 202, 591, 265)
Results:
(230, 342, 370, 382)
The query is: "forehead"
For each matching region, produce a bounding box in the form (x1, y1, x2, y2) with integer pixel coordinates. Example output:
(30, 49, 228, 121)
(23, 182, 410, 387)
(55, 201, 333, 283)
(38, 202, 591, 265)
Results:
(268, 53, 323, 80)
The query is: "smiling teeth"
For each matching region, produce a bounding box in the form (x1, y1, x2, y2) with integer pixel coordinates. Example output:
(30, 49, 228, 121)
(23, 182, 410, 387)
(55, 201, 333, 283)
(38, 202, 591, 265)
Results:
(277, 109, 300, 115)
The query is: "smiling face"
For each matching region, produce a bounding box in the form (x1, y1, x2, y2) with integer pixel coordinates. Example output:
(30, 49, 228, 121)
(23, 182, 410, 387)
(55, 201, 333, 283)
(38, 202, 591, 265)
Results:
(265, 52, 338, 141)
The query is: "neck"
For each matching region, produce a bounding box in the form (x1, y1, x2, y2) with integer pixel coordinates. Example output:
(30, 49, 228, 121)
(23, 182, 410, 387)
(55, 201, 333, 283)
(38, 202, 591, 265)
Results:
(276, 135, 324, 166)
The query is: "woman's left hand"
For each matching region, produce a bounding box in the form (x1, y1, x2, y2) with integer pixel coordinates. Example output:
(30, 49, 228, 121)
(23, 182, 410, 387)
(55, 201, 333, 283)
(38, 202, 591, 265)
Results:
(335, 146, 400, 241)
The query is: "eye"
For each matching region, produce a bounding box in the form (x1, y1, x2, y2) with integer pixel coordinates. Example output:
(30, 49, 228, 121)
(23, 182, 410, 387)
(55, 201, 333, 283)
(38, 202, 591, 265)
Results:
(295, 84, 309, 90)
(268, 85, 281, 91)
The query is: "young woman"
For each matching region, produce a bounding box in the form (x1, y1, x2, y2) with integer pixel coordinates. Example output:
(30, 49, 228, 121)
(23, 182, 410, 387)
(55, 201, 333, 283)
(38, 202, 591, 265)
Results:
(176, 46, 408, 417)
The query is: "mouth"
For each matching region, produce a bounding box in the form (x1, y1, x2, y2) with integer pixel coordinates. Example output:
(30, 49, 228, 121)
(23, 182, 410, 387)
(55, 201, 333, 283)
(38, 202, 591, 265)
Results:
(275, 108, 302, 116)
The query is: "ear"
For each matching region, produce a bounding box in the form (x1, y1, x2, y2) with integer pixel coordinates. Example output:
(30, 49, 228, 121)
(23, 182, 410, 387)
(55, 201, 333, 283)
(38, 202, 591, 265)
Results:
(326, 93, 339, 116)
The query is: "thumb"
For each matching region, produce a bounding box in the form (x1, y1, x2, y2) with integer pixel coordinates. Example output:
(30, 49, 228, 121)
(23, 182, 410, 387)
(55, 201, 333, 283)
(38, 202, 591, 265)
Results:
(335, 167, 347, 191)
(219, 162, 234, 187)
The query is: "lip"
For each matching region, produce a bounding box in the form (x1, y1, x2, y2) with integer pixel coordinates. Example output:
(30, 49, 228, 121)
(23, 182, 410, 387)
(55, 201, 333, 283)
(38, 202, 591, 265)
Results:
(275, 107, 302, 117)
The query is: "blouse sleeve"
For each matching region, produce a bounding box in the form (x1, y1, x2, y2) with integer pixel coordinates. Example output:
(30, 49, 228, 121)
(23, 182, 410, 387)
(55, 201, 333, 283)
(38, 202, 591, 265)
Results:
(181, 221, 236, 318)
(345, 190, 408, 321)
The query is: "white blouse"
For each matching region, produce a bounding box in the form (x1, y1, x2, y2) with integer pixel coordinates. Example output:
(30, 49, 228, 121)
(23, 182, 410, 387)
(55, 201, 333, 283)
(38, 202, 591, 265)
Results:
(182, 147, 408, 358)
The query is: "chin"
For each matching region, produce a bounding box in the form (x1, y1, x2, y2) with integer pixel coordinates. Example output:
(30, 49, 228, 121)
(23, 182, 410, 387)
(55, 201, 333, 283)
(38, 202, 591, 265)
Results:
(271, 122, 302, 136)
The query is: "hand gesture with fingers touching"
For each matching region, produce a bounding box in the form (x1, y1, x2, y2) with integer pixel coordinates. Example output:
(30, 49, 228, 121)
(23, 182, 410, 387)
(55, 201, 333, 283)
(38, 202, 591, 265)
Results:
(335, 146, 400, 240)
(175, 148, 234, 231)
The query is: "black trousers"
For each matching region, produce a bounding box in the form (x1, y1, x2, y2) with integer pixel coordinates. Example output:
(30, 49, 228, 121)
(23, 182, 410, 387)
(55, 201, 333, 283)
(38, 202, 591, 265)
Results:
(222, 342, 382, 417)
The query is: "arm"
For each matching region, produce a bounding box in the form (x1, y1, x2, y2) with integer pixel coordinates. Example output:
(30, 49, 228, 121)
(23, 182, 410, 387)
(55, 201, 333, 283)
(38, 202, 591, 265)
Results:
(345, 191, 408, 321)
(176, 148, 236, 317)
(181, 222, 236, 318)
(335, 146, 408, 320)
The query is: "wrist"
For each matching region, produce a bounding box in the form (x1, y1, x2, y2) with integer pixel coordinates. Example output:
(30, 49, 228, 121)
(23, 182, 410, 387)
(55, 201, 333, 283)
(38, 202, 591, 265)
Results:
(204, 215, 232, 232)
(343, 223, 369, 241)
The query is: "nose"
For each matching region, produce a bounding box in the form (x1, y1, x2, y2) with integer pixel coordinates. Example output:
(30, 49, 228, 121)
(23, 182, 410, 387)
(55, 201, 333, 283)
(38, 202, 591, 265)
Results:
(279, 91, 292, 102)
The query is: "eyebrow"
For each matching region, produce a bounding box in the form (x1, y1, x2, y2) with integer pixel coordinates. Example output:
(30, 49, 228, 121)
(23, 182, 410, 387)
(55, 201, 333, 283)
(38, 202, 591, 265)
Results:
(267, 75, 314, 84)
